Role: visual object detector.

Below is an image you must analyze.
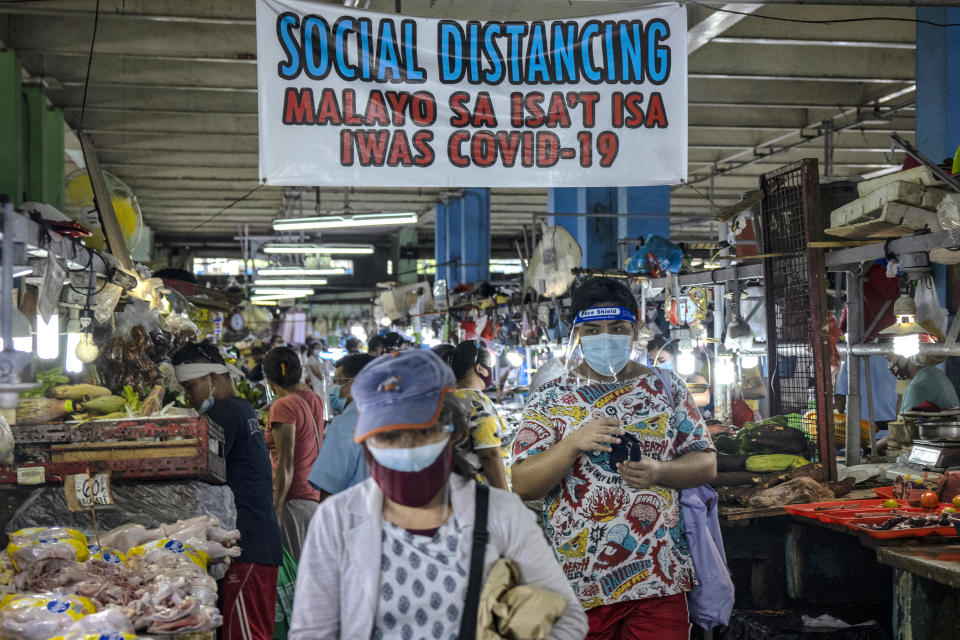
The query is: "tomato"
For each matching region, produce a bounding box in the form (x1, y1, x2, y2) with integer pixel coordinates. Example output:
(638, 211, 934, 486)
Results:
(882, 499, 899, 508)
(920, 491, 940, 509)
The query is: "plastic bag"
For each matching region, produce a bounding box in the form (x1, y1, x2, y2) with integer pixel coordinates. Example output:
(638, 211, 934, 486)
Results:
(625, 235, 684, 274)
(914, 274, 948, 340)
(7, 536, 90, 571)
(4, 481, 236, 537)
(274, 546, 298, 640)
(0, 413, 13, 465)
(0, 593, 97, 640)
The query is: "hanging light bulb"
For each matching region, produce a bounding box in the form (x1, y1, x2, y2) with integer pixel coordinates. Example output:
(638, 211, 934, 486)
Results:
(716, 354, 735, 385)
(380, 316, 392, 327)
(64, 315, 83, 373)
(36, 315, 59, 360)
(506, 350, 524, 367)
(75, 332, 99, 363)
(893, 334, 920, 358)
(677, 346, 696, 376)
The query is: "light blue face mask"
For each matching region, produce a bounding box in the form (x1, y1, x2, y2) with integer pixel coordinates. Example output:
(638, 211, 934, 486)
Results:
(658, 361, 675, 371)
(328, 385, 346, 414)
(580, 334, 633, 376)
(366, 433, 451, 472)
(197, 377, 215, 415)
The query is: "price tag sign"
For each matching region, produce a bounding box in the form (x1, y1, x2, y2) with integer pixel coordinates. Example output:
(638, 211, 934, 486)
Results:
(65, 473, 113, 511)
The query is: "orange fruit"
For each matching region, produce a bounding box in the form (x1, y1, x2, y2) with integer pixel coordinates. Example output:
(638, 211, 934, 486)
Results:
(920, 491, 939, 509)
(882, 499, 899, 508)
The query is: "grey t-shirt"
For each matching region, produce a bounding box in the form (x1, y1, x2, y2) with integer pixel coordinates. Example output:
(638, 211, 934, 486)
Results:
(372, 518, 468, 640)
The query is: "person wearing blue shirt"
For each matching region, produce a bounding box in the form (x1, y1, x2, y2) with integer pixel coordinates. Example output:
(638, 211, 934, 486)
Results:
(308, 353, 376, 494)
(834, 356, 899, 435)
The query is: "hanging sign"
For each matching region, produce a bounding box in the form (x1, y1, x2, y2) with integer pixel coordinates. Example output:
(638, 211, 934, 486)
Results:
(256, 1, 687, 187)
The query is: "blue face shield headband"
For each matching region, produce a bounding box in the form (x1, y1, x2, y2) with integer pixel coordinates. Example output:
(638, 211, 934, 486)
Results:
(573, 307, 638, 325)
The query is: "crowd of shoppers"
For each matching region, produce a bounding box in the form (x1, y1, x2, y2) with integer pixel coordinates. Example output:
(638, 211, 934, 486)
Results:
(175, 276, 720, 639)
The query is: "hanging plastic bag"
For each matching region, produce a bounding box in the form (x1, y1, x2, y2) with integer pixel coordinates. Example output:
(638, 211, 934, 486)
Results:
(914, 274, 948, 340)
(274, 546, 298, 640)
(625, 235, 684, 275)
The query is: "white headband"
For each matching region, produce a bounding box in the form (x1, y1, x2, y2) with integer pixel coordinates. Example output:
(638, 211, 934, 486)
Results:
(175, 363, 243, 382)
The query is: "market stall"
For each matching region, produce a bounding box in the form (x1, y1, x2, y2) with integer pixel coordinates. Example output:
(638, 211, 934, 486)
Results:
(0, 195, 239, 639)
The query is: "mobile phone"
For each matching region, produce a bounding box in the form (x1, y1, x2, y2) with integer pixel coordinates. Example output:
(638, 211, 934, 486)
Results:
(609, 431, 640, 467)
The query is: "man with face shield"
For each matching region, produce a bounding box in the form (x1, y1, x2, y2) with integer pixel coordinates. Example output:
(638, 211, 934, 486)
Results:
(289, 350, 587, 639)
(512, 278, 717, 640)
(172, 342, 281, 640)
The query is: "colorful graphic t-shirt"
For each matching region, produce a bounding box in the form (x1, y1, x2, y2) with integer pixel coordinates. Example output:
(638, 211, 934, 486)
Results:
(513, 370, 713, 609)
(453, 389, 504, 481)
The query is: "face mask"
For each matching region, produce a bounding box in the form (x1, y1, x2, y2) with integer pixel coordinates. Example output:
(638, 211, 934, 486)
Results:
(580, 334, 633, 376)
(198, 377, 215, 415)
(328, 385, 346, 413)
(476, 364, 494, 389)
(658, 361, 675, 371)
(366, 436, 454, 507)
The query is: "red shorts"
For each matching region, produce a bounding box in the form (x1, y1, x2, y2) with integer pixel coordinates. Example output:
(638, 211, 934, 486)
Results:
(586, 593, 690, 640)
(219, 561, 279, 640)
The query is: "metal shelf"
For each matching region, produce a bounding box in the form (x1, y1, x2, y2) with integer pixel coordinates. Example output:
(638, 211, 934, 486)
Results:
(824, 231, 956, 269)
(645, 262, 763, 289)
(0, 211, 110, 274)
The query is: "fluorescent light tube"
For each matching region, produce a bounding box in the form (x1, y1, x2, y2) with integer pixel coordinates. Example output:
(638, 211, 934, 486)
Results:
(273, 212, 417, 231)
(253, 288, 315, 296)
(253, 279, 328, 286)
(263, 244, 375, 255)
(257, 267, 346, 276)
(36, 314, 60, 360)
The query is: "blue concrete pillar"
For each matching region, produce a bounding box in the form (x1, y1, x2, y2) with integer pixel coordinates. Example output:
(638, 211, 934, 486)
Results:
(434, 202, 450, 287)
(459, 188, 490, 285)
(548, 186, 671, 269)
(434, 190, 490, 289)
(617, 186, 670, 240)
(916, 7, 960, 164)
(916, 8, 960, 310)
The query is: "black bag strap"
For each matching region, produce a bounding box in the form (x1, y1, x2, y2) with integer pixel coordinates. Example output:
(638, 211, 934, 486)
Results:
(459, 483, 490, 640)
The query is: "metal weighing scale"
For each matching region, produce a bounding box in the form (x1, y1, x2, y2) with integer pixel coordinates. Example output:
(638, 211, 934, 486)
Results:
(906, 440, 960, 471)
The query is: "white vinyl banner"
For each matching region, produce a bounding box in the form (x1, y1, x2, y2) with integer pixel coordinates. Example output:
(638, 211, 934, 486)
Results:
(256, 0, 687, 187)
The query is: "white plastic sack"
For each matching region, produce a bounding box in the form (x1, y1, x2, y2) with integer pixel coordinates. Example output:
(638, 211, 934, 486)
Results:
(914, 274, 948, 339)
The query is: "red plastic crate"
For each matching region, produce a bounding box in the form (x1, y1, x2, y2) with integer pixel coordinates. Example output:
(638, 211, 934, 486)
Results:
(2, 416, 225, 484)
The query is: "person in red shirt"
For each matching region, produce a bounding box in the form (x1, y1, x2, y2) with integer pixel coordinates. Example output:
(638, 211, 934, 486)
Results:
(264, 346, 326, 561)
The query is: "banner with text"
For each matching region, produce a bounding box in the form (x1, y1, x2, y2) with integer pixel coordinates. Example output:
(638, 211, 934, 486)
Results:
(256, 0, 687, 187)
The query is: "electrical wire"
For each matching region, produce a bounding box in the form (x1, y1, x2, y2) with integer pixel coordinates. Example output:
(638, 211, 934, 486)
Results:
(173, 184, 263, 244)
(78, 0, 101, 133)
(689, 1, 960, 28)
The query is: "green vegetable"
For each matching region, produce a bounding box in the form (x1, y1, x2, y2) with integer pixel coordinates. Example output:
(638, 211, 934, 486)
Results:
(121, 386, 142, 413)
(713, 435, 740, 454)
(20, 367, 70, 398)
(745, 454, 810, 472)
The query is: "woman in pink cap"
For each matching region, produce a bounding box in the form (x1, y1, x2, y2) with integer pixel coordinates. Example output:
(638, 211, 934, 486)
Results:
(289, 349, 587, 640)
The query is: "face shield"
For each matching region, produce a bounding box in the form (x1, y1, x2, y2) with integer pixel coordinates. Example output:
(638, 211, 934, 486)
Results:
(564, 307, 644, 382)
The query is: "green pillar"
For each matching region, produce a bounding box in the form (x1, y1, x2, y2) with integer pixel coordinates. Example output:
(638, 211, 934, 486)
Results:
(24, 86, 64, 205)
(0, 50, 25, 204)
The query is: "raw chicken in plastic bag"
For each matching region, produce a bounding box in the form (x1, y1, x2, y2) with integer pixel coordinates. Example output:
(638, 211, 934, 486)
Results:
(0, 593, 97, 640)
